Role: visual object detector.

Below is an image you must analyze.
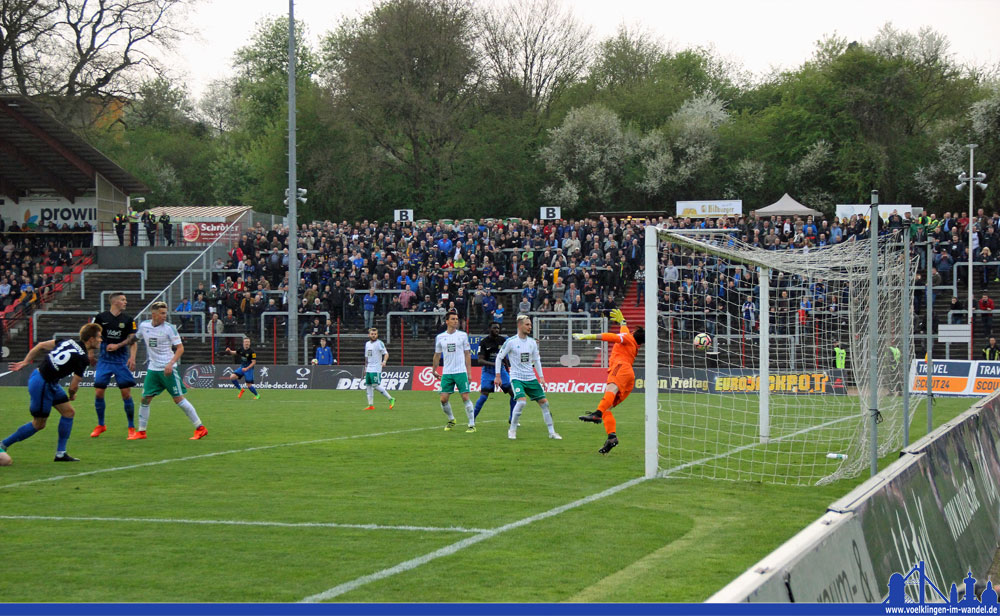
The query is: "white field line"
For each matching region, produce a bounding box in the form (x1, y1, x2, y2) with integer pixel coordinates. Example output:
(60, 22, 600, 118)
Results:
(299, 414, 858, 602)
(0, 515, 488, 534)
(0, 423, 485, 491)
(299, 476, 649, 603)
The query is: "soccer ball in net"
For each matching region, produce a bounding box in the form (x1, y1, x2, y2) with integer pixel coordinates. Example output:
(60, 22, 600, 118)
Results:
(311, 359, 318, 365)
(693, 333, 712, 350)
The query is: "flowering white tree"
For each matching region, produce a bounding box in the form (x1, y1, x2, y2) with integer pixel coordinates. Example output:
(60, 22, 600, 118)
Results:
(539, 104, 638, 211)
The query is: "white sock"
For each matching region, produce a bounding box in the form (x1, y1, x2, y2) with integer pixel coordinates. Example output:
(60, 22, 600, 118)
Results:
(464, 400, 475, 426)
(366, 386, 374, 405)
(441, 402, 454, 421)
(510, 398, 526, 431)
(540, 401, 555, 433)
(375, 385, 392, 400)
(138, 404, 150, 431)
(177, 399, 202, 426)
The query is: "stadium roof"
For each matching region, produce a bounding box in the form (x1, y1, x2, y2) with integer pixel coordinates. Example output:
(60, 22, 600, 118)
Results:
(0, 94, 148, 203)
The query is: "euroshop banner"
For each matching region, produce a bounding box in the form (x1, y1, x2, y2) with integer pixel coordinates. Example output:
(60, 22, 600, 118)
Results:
(635, 368, 846, 395)
(906, 360, 1000, 396)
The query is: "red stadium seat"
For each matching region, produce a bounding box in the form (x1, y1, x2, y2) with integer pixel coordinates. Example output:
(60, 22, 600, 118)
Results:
(54, 266, 64, 274)
(72, 265, 83, 275)
(73, 249, 84, 257)
(43, 266, 54, 275)
(54, 283, 64, 292)
(82, 256, 93, 266)
(62, 274, 73, 283)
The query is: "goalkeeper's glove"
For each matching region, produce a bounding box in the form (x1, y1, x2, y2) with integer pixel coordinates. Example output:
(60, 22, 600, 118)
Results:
(573, 333, 598, 341)
(609, 308, 626, 325)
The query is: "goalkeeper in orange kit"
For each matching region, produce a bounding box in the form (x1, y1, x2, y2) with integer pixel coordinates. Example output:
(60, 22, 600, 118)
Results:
(573, 308, 644, 455)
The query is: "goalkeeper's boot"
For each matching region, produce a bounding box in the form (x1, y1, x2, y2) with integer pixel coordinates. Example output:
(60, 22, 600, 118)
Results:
(445, 420, 456, 432)
(579, 410, 603, 424)
(598, 433, 619, 455)
(90, 425, 107, 438)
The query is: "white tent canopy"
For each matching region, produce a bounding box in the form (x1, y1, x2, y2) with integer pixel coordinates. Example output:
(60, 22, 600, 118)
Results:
(753, 193, 823, 217)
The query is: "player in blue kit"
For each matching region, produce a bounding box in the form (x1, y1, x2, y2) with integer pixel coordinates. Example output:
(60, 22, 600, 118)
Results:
(473, 322, 516, 422)
(90, 292, 138, 438)
(0, 323, 103, 463)
(225, 336, 259, 399)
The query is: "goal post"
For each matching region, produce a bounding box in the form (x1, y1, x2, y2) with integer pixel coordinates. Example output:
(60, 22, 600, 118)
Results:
(644, 223, 919, 485)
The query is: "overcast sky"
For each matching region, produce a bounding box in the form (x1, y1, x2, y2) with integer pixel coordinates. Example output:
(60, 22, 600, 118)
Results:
(169, 0, 1000, 99)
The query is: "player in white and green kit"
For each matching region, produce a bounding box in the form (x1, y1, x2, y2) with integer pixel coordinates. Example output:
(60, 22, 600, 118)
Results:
(129, 301, 207, 441)
(432, 311, 476, 432)
(363, 328, 395, 410)
(495, 314, 561, 440)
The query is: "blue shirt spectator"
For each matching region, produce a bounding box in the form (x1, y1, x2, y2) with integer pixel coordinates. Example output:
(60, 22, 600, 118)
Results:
(315, 343, 334, 365)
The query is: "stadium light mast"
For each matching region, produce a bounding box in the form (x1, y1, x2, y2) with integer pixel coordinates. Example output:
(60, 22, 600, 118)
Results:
(286, 0, 299, 365)
(956, 144, 988, 360)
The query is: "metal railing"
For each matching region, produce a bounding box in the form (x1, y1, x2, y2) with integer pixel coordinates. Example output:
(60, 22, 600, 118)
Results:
(81, 269, 145, 299)
(99, 289, 158, 313)
(136, 211, 249, 322)
(259, 311, 331, 343)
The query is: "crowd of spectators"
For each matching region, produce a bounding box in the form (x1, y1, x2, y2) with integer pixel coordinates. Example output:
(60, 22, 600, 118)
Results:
(0, 217, 92, 334)
(171, 206, 1000, 358)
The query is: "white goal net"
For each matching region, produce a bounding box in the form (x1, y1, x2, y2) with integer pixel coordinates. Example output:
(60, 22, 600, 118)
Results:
(642, 225, 919, 485)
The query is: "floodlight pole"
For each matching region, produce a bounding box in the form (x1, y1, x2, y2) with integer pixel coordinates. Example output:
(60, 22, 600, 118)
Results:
(287, 0, 299, 365)
(868, 190, 879, 477)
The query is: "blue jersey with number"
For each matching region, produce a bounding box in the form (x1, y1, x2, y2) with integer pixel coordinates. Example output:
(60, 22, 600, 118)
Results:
(36, 338, 90, 383)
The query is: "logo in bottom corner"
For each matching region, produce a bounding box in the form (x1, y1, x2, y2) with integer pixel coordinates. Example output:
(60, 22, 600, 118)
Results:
(184, 365, 216, 388)
(884, 561, 998, 610)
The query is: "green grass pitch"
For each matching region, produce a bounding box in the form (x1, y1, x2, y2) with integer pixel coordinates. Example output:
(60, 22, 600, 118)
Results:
(0, 387, 970, 602)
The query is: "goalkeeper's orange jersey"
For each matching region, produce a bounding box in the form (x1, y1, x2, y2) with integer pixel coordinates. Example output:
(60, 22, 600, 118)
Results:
(601, 325, 639, 369)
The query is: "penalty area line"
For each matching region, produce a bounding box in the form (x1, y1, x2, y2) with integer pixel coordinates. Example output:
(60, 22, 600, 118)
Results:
(299, 475, 650, 603)
(0, 423, 490, 491)
(0, 514, 488, 534)
(300, 415, 861, 602)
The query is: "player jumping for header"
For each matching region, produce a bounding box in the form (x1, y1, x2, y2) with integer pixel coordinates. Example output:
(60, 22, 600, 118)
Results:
(573, 308, 644, 454)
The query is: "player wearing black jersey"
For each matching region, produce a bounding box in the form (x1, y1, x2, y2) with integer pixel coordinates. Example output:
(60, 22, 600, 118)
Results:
(0, 323, 103, 464)
(224, 337, 259, 399)
(90, 292, 138, 438)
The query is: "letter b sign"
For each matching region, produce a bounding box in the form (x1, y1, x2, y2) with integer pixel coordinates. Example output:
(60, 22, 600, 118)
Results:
(540, 207, 561, 220)
(394, 209, 414, 222)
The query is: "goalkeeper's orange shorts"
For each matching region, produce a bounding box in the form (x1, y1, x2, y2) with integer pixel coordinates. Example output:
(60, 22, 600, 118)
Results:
(607, 363, 635, 406)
